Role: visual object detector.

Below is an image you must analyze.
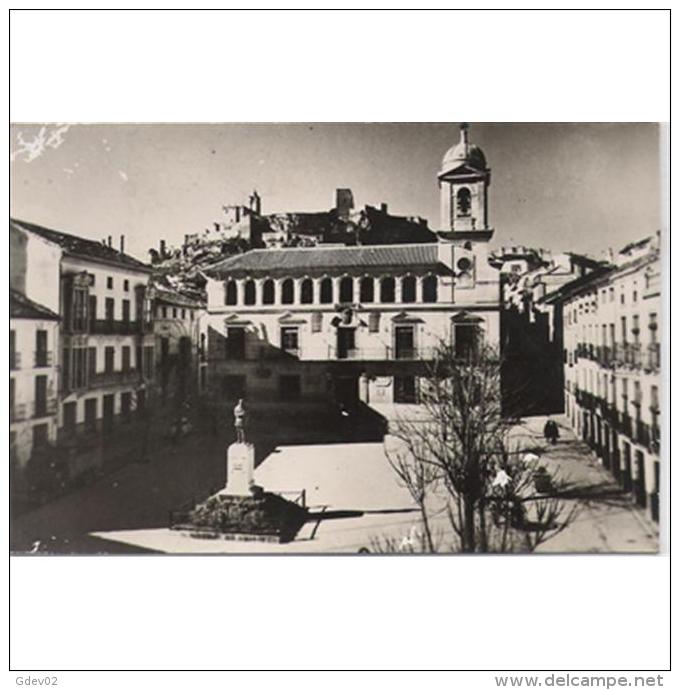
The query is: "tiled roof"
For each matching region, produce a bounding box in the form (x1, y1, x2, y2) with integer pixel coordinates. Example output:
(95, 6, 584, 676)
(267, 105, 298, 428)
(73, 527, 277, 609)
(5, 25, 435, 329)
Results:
(207, 243, 448, 277)
(10, 289, 60, 321)
(11, 218, 151, 272)
(152, 283, 205, 308)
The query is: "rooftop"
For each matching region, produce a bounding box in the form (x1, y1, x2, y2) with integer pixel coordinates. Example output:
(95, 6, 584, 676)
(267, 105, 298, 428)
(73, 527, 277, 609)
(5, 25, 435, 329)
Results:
(10, 288, 60, 321)
(207, 243, 450, 278)
(11, 218, 151, 272)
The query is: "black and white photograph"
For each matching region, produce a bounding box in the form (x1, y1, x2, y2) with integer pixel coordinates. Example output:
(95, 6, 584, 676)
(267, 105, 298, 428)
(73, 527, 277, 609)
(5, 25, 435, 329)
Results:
(7, 7, 671, 680)
(9, 121, 663, 555)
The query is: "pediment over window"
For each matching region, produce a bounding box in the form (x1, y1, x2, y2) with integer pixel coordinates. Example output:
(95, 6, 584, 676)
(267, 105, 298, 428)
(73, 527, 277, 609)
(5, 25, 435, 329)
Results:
(450, 310, 484, 324)
(278, 311, 307, 324)
(391, 311, 424, 323)
(223, 314, 252, 326)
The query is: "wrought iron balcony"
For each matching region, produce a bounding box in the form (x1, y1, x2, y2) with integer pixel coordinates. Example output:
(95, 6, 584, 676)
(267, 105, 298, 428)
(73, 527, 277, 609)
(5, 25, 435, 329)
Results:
(10, 403, 28, 423)
(89, 369, 140, 387)
(34, 399, 57, 419)
(91, 319, 150, 336)
(34, 350, 53, 367)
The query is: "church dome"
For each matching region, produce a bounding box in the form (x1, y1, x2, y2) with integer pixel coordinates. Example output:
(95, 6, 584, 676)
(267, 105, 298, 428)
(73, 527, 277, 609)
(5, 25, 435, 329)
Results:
(441, 123, 487, 172)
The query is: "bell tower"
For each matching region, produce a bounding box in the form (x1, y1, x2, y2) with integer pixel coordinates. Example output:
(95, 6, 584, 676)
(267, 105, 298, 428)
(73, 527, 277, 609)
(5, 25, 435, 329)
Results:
(438, 123, 491, 235)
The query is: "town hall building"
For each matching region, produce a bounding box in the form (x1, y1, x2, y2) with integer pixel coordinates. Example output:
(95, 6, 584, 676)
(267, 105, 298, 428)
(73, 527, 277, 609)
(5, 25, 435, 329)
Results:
(201, 124, 502, 409)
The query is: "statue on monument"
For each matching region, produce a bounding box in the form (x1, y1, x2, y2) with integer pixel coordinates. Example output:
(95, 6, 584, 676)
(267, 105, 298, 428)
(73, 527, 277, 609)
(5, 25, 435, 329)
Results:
(233, 398, 247, 443)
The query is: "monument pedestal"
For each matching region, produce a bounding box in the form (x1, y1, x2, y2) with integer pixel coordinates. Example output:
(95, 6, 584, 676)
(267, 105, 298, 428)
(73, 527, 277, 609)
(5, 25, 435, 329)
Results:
(220, 442, 255, 496)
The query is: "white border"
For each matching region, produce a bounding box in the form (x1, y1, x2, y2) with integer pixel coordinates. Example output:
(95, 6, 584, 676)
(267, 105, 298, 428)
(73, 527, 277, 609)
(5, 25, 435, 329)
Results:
(6, 7, 672, 679)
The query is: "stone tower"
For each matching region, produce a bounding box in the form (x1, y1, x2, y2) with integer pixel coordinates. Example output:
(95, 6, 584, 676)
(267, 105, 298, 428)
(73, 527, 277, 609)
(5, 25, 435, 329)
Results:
(438, 123, 491, 234)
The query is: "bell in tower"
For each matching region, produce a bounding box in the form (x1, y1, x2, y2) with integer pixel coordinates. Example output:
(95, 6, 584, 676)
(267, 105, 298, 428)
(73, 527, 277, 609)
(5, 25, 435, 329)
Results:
(438, 123, 492, 236)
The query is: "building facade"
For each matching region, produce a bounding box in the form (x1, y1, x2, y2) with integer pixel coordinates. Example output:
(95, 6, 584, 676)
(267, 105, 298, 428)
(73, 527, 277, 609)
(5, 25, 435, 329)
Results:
(10, 219, 155, 478)
(554, 235, 661, 522)
(10, 290, 61, 476)
(201, 125, 501, 410)
(151, 283, 204, 404)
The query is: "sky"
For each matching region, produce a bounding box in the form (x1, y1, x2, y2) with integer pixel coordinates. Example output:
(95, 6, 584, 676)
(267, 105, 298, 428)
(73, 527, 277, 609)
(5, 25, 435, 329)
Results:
(9, 122, 662, 262)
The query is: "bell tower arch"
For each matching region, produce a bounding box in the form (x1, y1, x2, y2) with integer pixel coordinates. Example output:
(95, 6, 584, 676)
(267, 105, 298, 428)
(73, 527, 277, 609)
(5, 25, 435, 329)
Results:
(438, 123, 491, 234)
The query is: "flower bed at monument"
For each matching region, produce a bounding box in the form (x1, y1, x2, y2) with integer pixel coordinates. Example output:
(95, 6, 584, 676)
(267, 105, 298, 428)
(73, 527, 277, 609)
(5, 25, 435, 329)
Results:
(172, 491, 308, 543)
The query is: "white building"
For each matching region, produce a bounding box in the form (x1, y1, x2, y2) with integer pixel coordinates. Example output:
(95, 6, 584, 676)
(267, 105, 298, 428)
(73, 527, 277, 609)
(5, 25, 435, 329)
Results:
(548, 234, 661, 522)
(10, 289, 60, 474)
(201, 124, 501, 409)
(10, 219, 155, 478)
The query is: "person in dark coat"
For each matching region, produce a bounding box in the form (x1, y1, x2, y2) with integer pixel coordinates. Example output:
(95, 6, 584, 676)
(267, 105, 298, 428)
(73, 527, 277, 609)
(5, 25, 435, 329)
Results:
(543, 418, 559, 444)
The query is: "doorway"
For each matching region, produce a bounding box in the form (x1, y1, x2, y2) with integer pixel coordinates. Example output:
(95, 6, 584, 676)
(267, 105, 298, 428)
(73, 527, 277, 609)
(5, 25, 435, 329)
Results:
(395, 325, 415, 360)
(335, 376, 359, 409)
(337, 328, 356, 359)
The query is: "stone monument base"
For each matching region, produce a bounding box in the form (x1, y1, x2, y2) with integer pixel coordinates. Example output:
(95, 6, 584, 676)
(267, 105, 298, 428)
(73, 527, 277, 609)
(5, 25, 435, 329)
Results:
(223, 442, 255, 496)
(173, 491, 308, 544)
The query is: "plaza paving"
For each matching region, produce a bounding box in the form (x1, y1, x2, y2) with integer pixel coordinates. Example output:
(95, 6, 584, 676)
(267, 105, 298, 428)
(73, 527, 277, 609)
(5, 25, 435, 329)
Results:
(82, 415, 658, 555)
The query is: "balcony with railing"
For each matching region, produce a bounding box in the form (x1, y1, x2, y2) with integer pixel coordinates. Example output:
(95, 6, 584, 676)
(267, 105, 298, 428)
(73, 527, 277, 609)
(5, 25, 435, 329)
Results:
(91, 319, 146, 336)
(34, 350, 53, 368)
(10, 403, 28, 423)
(645, 343, 660, 372)
(34, 398, 58, 419)
(89, 369, 140, 387)
(620, 412, 633, 436)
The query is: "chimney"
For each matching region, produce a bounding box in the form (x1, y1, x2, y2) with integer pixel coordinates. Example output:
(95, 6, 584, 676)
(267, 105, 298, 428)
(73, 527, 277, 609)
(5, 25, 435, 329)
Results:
(107, 235, 112, 247)
(160, 239, 166, 256)
(380, 202, 388, 214)
(119, 235, 125, 253)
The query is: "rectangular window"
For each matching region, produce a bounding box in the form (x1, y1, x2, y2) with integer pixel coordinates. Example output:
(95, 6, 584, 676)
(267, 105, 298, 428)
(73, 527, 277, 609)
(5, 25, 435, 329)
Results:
(35, 329, 48, 366)
(394, 375, 417, 404)
(105, 346, 115, 373)
(182, 309, 186, 319)
(89, 295, 97, 324)
(105, 297, 115, 322)
(368, 312, 380, 333)
(84, 398, 97, 433)
(62, 347, 71, 391)
(454, 324, 479, 360)
(122, 299, 130, 323)
(63, 401, 77, 433)
(123, 279, 129, 291)
(394, 325, 415, 359)
(144, 346, 154, 379)
(311, 312, 323, 333)
(121, 392, 132, 420)
(34, 375, 48, 417)
(621, 316, 627, 343)
(72, 288, 89, 332)
(107, 276, 113, 289)
(632, 315, 640, 344)
(33, 423, 49, 449)
(122, 346, 131, 371)
(88, 347, 97, 378)
(173, 308, 177, 319)
(281, 327, 299, 354)
(649, 313, 658, 343)
(10, 330, 17, 369)
(162, 306, 167, 319)
(279, 374, 301, 401)
(102, 394, 115, 434)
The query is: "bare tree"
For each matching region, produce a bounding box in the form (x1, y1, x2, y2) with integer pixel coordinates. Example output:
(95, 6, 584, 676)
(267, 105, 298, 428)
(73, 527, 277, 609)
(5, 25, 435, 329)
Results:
(382, 341, 577, 553)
